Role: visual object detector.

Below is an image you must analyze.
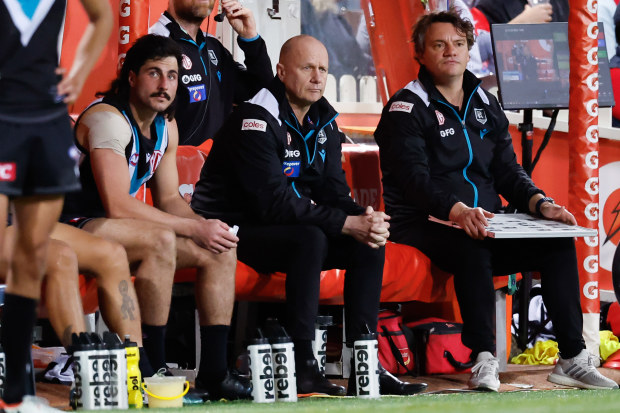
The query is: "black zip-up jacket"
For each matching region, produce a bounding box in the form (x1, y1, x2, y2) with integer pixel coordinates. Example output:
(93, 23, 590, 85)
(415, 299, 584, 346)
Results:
(374, 66, 543, 226)
(192, 77, 364, 236)
(151, 12, 273, 146)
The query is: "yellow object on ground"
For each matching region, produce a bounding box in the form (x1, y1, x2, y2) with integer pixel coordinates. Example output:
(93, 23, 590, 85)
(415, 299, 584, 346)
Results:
(600, 331, 620, 361)
(511, 340, 559, 365)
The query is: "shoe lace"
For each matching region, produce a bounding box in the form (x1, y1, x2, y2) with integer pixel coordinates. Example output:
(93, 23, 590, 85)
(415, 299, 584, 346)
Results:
(471, 357, 499, 377)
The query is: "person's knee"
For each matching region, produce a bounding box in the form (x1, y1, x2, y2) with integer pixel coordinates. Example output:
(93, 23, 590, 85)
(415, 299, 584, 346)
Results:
(43, 242, 79, 289)
(295, 225, 329, 258)
(144, 227, 177, 266)
(91, 239, 130, 279)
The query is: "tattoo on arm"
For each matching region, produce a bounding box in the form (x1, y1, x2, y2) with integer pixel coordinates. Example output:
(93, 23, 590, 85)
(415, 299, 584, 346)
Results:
(119, 280, 136, 321)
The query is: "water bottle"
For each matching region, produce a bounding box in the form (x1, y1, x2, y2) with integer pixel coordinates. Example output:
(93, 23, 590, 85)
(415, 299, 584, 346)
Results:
(103, 332, 128, 409)
(124, 335, 143, 409)
(353, 333, 380, 399)
(312, 316, 332, 374)
(89, 333, 111, 409)
(270, 328, 297, 402)
(248, 330, 275, 403)
(72, 333, 98, 410)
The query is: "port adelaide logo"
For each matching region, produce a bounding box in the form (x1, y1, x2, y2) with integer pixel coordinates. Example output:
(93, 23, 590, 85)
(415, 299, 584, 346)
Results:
(474, 108, 487, 125)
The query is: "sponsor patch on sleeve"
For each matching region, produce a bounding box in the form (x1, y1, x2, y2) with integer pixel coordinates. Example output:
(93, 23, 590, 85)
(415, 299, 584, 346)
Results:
(188, 84, 206, 103)
(282, 161, 301, 177)
(389, 101, 414, 113)
(241, 119, 267, 132)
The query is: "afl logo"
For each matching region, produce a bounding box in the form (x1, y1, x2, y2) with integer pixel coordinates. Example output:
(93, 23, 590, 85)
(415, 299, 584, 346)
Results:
(129, 153, 139, 166)
(182, 54, 192, 70)
(435, 110, 445, 125)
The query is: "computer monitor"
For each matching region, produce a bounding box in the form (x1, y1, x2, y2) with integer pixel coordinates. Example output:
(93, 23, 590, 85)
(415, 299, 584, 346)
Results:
(490, 22, 615, 110)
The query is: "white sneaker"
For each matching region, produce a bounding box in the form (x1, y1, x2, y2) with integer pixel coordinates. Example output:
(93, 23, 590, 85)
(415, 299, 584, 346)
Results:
(0, 396, 63, 413)
(548, 349, 619, 390)
(467, 351, 500, 392)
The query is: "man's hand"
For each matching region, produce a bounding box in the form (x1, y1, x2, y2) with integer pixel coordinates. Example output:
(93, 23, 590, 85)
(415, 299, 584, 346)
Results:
(56, 67, 87, 105)
(190, 218, 239, 254)
(343, 206, 390, 249)
(221, 0, 258, 39)
(449, 202, 494, 240)
(539, 202, 577, 225)
(512, 4, 553, 24)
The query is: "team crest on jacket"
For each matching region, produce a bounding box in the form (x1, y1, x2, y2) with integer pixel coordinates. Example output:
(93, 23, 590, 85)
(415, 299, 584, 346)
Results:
(182, 54, 192, 70)
(318, 130, 327, 144)
(208, 50, 218, 66)
(435, 110, 445, 125)
(389, 101, 413, 113)
(474, 108, 487, 125)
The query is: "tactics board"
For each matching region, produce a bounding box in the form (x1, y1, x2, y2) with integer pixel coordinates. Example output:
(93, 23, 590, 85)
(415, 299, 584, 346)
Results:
(429, 213, 597, 239)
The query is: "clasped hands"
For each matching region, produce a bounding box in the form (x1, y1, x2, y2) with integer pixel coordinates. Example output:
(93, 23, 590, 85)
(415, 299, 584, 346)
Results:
(343, 206, 391, 249)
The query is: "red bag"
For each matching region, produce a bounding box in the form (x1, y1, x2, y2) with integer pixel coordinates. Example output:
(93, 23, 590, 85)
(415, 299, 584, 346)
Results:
(376, 310, 415, 375)
(406, 318, 473, 375)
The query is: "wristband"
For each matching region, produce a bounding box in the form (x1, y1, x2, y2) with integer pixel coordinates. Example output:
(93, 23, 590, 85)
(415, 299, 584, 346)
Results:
(535, 197, 554, 216)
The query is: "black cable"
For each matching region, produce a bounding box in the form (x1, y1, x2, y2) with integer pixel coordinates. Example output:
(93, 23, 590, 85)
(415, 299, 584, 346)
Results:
(531, 109, 559, 173)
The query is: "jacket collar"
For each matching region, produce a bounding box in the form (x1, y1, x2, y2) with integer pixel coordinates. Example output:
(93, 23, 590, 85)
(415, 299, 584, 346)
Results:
(266, 76, 338, 129)
(417, 65, 481, 104)
(162, 11, 207, 45)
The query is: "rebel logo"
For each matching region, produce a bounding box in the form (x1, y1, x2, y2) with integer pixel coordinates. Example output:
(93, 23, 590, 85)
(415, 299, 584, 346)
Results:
(0, 163, 16, 181)
(258, 348, 275, 400)
(241, 119, 267, 132)
(389, 101, 413, 113)
(355, 344, 372, 396)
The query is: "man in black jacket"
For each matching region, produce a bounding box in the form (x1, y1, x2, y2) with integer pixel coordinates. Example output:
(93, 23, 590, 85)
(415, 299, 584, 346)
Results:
(151, 0, 272, 146)
(374, 8, 618, 392)
(192, 35, 426, 396)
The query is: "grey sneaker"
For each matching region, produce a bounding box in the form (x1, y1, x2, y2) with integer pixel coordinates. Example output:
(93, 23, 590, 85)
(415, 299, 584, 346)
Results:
(467, 351, 500, 392)
(1, 396, 64, 412)
(548, 349, 619, 390)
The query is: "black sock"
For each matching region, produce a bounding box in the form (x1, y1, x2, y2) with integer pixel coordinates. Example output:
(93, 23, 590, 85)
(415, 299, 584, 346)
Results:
(141, 324, 167, 372)
(197, 325, 229, 385)
(139, 347, 156, 377)
(1, 294, 38, 404)
(294, 339, 314, 368)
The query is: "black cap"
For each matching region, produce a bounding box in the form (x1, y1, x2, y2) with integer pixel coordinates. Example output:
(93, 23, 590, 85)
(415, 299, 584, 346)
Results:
(315, 315, 333, 326)
(102, 332, 124, 350)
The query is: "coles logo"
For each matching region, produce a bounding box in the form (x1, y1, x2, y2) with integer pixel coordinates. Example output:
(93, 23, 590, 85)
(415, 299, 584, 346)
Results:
(182, 54, 192, 70)
(0, 163, 16, 181)
(389, 101, 413, 113)
(435, 110, 445, 125)
(241, 119, 267, 132)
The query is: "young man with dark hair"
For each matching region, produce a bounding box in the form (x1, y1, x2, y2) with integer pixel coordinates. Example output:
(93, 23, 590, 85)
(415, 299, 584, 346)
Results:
(192, 34, 427, 396)
(374, 8, 618, 392)
(62, 34, 249, 400)
(150, 0, 273, 146)
(0, 0, 112, 410)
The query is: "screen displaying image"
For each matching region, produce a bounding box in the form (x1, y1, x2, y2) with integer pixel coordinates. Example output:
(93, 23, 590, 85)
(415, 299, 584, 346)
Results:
(491, 23, 614, 109)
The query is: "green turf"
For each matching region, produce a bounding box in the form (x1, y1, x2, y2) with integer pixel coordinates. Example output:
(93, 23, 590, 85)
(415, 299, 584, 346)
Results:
(89, 390, 620, 413)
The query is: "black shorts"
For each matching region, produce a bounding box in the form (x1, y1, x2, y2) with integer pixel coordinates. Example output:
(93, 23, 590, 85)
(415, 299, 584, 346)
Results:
(59, 216, 95, 229)
(0, 113, 80, 197)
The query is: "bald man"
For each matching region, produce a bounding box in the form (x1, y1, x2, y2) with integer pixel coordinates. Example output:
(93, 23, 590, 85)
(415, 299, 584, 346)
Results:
(192, 35, 427, 396)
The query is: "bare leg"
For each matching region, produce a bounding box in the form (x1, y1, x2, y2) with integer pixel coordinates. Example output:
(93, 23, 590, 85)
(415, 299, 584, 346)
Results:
(51, 223, 142, 345)
(40, 240, 86, 347)
(3, 195, 63, 403)
(81, 218, 176, 326)
(175, 238, 236, 326)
